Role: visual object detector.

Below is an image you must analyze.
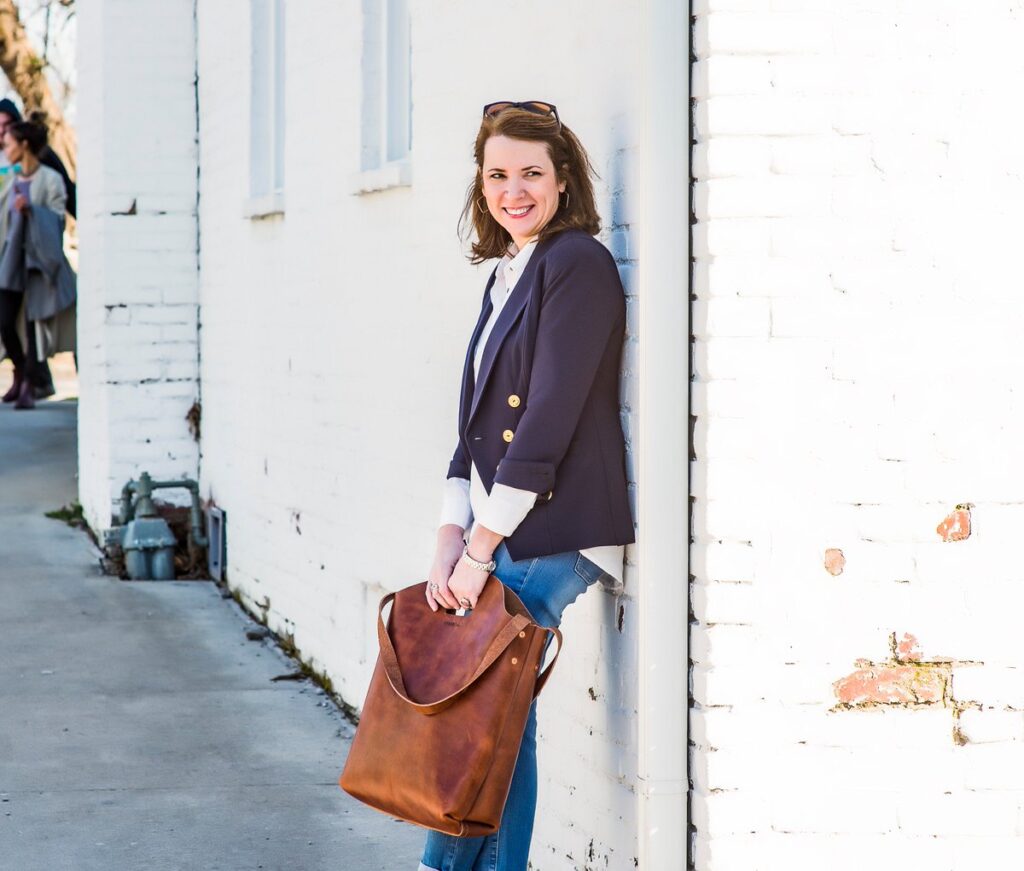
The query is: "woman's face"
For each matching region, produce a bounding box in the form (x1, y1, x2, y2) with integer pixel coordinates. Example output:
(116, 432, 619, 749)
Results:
(481, 135, 566, 250)
(2, 132, 23, 164)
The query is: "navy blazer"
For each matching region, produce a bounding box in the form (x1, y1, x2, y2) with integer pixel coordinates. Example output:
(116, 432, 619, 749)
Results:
(447, 228, 635, 561)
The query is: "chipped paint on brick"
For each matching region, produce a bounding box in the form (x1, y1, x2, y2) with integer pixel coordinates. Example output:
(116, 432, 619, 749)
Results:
(936, 504, 972, 542)
(823, 547, 845, 576)
(832, 634, 985, 745)
(893, 632, 922, 663)
(951, 700, 984, 746)
(833, 663, 948, 706)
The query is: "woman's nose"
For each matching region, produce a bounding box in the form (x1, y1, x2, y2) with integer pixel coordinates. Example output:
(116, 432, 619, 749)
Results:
(504, 180, 526, 201)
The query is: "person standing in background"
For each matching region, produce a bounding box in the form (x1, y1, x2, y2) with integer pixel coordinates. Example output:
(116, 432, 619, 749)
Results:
(0, 99, 75, 219)
(0, 98, 76, 400)
(0, 113, 73, 410)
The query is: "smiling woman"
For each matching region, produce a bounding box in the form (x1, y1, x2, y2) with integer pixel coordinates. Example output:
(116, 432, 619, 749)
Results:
(408, 103, 634, 871)
(459, 105, 600, 264)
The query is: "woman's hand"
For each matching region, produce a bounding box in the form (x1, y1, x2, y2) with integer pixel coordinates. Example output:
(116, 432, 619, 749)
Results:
(14, 194, 28, 213)
(447, 526, 503, 610)
(446, 558, 491, 611)
(426, 524, 466, 612)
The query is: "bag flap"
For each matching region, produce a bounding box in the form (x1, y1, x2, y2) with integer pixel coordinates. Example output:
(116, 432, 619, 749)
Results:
(385, 577, 529, 707)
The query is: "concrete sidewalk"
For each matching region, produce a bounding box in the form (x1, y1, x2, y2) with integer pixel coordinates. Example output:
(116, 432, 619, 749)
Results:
(0, 400, 422, 870)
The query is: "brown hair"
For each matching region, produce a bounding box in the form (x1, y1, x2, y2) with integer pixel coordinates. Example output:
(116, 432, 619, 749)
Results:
(7, 110, 48, 155)
(459, 108, 600, 264)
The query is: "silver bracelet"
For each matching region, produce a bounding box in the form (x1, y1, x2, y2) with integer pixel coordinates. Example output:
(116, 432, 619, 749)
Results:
(461, 545, 496, 574)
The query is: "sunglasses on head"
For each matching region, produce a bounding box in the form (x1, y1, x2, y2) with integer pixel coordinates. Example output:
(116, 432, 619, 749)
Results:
(482, 101, 561, 132)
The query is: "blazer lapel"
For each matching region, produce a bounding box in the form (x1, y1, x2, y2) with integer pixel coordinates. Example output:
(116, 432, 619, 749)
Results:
(458, 268, 498, 435)
(468, 239, 548, 423)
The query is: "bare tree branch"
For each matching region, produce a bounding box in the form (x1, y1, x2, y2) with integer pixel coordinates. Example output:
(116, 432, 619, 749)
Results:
(0, 0, 75, 178)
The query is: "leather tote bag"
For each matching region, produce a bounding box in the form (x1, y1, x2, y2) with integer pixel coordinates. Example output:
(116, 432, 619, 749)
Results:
(338, 576, 562, 837)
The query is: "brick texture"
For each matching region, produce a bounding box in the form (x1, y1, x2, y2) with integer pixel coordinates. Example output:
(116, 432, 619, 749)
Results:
(693, 2, 1024, 867)
(77, 0, 200, 528)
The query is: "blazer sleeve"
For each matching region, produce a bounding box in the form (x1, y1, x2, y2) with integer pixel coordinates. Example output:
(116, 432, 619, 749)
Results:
(447, 439, 471, 480)
(493, 237, 625, 494)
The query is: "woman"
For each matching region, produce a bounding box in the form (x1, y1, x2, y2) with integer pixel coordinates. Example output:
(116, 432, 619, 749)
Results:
(0, 113, 68, 410)
(419, 102, 634, 871)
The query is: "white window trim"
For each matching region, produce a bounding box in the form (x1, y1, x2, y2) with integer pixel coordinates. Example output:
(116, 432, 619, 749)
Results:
(247, 0, 286, 218)
(242, 192, 286, 219)
(354, 0, 411, 196)
(349, 158, 412, 196)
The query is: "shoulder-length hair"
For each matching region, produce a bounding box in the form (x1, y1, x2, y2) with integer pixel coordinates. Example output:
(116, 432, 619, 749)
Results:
(459, 108, 600, 264)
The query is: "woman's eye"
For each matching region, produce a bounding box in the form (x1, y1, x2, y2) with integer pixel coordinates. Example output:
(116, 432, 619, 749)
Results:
(488, 173, 505, 180)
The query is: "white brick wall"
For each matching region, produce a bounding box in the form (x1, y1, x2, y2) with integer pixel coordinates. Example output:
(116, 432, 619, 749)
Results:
(193, 1, 643, 866)
(77, 0, 200, 529)
(694, 2, 1024, 867)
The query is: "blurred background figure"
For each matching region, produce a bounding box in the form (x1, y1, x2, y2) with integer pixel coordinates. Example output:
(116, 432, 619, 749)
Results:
(0, 112, 76, 409)
(0, 98, 76, 402)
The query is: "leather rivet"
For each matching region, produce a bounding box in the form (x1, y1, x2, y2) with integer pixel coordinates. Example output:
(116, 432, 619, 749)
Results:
(518, 631, 526, 638)
(511, 657, 518, 665)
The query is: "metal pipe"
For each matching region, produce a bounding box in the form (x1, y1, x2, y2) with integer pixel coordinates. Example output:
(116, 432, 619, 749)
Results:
(118, 480, 138, 525)
(145, 478, 209, 547)
(120, 474, 209, 548)
(637, 0, 690, 866)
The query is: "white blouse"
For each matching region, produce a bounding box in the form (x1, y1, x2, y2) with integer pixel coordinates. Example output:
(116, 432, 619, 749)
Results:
(439, 241, 624, 582)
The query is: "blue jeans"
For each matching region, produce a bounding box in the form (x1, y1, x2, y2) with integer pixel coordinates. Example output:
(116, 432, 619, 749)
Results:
(419, 544, 608, 871)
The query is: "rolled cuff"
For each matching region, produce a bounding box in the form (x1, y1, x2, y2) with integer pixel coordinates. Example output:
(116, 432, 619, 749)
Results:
(473, 482, 538, 538)
(493, 458, 555, 493)
(447, 456, 470, 480)
(439, 476, 473, 531)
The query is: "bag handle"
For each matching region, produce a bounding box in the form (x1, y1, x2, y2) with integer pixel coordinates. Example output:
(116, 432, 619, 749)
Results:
(375, 590, 564, 715)
(376, 592, 533, 716)
(533, 625, 563, 699)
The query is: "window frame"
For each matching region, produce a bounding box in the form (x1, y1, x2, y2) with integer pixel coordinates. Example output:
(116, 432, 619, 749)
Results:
(246, 0, 286, 218)
(350, 0, 412, 195)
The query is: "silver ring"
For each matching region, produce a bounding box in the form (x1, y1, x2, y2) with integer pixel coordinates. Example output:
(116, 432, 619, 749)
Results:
(429, 583, 439, 592)
(459, 598, 471, 608)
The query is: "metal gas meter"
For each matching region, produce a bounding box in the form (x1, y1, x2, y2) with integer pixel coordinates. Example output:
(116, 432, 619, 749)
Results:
(118, 472, 209, 580)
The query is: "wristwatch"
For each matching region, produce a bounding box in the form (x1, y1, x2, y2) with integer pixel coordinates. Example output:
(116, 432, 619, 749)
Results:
(461, 545, 497, 574)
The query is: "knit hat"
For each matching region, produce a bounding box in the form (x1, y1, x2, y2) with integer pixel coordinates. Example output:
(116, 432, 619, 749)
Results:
(0, 98, 22, 121)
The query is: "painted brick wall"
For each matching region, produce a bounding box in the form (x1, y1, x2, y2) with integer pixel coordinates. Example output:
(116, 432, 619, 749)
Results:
(196, 1, 641, 866)
(692, 1, 1024, 867)
(77, 0, 200, 529)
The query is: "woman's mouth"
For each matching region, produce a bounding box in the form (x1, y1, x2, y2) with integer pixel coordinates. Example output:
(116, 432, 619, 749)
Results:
(503, 205, 534, 219)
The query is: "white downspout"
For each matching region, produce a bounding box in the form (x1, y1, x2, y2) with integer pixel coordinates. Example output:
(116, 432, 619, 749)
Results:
(637, 0, 690, 867)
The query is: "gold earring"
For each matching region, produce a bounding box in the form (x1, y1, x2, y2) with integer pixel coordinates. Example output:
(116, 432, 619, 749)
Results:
(477, 196, 488, 212)
(561, 190, 570, 209)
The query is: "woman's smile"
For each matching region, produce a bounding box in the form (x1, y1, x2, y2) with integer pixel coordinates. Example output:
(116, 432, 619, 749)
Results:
(481, 136, 565, 250)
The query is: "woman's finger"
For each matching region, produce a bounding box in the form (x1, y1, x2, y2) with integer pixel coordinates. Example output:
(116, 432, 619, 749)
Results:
(435, 581, 460, 610)
(425, 583, 438, 612)
(451, 587, 476, 610)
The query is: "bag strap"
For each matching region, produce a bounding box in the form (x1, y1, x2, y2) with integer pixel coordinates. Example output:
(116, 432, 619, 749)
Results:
(533, 625, 563, 699)
(376, 592, 533, 716)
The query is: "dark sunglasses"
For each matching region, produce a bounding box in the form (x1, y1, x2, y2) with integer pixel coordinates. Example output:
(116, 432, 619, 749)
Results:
(482, 101, 561, 132)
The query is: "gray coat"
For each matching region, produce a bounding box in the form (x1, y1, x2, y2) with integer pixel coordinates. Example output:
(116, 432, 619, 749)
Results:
(23, 200, 76, 321)
(0, 165, 76, 362)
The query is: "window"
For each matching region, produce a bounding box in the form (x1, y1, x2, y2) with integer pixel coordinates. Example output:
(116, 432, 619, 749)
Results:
(247, 0, 286, 216)
(352, 0, 411, 193)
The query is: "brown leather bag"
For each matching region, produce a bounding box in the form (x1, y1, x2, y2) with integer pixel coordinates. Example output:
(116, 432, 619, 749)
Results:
(338, 576, 562, 836)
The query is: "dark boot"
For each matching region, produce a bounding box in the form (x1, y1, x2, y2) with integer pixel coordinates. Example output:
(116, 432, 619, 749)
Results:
(13, 377, 35, 410)
(31, 360, 56, 399)
(2, 369, 23, 403)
